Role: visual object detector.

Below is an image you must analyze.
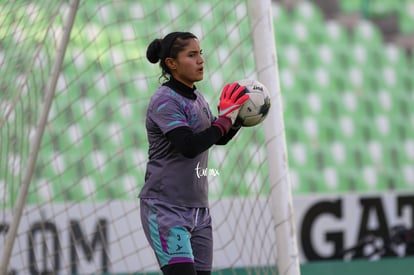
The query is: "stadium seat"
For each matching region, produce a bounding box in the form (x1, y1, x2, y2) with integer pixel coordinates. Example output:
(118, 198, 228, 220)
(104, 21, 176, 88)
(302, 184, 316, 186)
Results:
(314, 44, 339, 70)
(289, 141, 316, 173)
(402, 164, 414, 189)
(289, 169, 319, 193)
(382, 44, 411, 73)
(13, 0, 413, 204)
(399, 1, 414, 34)
(321, 20, 350, 45)
(316, 166, 352, 193)
(277, 45, 301, 73)
(293, 1, 325, 26)
(340, 0, 363, 14)
(2, 180, 16, 209)
(272, 1, 290, 42)
(353, 19, 384, 46)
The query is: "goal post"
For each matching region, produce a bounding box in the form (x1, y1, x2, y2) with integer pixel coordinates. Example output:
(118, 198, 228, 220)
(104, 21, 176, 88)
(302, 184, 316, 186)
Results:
(0, 0, 300, 274)
(250, 0, 301, 274)
(0, 2, 80, 274)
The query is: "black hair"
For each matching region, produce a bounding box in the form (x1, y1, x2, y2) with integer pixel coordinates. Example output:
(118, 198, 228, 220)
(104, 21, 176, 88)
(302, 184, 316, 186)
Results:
(146, 31, 198, 81)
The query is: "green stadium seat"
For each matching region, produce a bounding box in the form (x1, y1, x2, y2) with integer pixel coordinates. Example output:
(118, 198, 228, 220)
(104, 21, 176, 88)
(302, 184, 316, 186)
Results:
(289, 169, 318, 194)
(290, 21, 315, 45)
(366, 139, 384, 164)
(8, 0, 413, 201)
(395, 110, 414, 141)
(302, 91, 324, 116)
(218, 169, 244, 197)
(316, 166, 352, 193)
(284, 117, 306, 144)
(272, 1, 290, 36)
(344, 66, 364, 90)
(237, 170, 268, 196)
(382, 44, 410, 72)
(293, 1, 325, 25)
(327, 141, 348, 167)
(347, 42, 378, 72)
(277, 45, 297, 72)
(399, 2, 414, 34)
(114, 174, 139, 200)
(274, 23, 295, 48)
(318, 118, 339, 143)
(366, 113, 391, 140)
(314, 44, 338, 70)
(310, 66, 339, 94)
(121, 149, 147, 181)
(208, 177, 223, 198)
(382, 140, 414, 186)
(279, 44, 310, 73)
(340, 0, 399, 18)
(352, 19, 383, 47)
(340, 0, 363, 14)
(288, 169, 301, 193)
(372, 89, 395, 117)
(334, 91, 358, 119)
(361, 165, 388, 191)
(293, 1, 327, 45)
(47, 165, 77, 202)
(345, 65, 375, 95)
(302, 116, 322, 145)
(321, 21, 350, 45)
(29, 181, 51, 206)
(404, 138, 414, 163)
(34, 151, 64, 183)
(402, 164, 414, 189)
(1, 180, 14, 209)
(289, 142, 315, 172)
(377, 65, 402, 92)
(98, 167, 126, 200)
(279, 67, 307, 95)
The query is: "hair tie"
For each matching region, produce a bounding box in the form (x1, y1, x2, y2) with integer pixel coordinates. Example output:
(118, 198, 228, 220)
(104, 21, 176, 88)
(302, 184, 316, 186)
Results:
(161, 32, 184, 60)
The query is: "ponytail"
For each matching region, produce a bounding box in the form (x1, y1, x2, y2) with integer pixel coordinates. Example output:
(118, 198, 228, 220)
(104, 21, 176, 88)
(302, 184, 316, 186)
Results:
(146, 32, 197, 81)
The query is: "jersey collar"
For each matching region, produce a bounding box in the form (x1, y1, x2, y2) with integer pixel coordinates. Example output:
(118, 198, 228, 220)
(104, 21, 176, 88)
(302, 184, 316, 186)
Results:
(163, 77, 197, 100)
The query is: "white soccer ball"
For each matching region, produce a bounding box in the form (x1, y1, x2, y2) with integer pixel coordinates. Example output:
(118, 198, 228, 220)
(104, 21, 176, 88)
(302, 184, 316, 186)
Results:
(236, 79, 271, 127)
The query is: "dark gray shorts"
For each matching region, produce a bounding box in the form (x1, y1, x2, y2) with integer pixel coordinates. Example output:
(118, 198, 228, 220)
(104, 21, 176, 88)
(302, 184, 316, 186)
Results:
(140, 198, 213, 271)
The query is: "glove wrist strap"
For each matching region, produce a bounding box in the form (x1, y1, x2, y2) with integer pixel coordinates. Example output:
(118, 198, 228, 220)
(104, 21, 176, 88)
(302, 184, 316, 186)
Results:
(212, 117, 232, 135)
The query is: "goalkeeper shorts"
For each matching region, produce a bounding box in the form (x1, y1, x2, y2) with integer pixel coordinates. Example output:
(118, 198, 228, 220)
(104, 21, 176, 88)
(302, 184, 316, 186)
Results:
(140, 198, 213, 271)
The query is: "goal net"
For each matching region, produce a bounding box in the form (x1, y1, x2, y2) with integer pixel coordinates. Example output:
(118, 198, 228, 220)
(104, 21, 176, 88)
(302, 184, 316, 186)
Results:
(0, 0, 298, 274)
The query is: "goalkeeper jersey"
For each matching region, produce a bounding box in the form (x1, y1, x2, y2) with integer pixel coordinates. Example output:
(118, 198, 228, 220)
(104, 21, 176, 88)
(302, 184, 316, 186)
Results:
(139, 78, 215, 208)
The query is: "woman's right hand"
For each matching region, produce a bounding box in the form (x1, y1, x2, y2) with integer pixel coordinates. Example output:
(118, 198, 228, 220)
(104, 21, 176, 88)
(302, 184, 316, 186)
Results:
(218, 82, 249, 124)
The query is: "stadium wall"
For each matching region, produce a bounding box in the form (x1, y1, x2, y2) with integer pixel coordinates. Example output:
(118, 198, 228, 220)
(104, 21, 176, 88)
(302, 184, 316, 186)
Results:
(2, 191, 413, 274)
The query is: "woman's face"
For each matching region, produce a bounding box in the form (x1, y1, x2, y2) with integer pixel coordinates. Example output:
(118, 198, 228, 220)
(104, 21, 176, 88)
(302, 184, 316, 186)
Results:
(167, 38, 204, 87)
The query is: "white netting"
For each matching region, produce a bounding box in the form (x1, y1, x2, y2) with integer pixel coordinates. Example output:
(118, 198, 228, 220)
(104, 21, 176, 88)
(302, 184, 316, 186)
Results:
(0, 1, 290, 274)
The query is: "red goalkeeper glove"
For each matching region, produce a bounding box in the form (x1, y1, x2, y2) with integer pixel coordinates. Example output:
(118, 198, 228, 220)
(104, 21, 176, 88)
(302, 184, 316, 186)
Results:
(213, 82, 249, 135)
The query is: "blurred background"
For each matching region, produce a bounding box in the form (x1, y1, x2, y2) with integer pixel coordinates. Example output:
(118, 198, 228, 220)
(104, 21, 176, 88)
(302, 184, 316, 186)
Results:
(1, 0, 414, 274)
(274, 0, 414, 193)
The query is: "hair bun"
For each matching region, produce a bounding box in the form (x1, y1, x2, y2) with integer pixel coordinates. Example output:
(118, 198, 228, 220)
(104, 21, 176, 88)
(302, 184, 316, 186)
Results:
(146, 39, 162, 64)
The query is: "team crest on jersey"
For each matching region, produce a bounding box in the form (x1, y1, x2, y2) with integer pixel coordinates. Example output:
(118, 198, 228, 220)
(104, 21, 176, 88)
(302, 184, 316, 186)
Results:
(202, 107, 210, 119)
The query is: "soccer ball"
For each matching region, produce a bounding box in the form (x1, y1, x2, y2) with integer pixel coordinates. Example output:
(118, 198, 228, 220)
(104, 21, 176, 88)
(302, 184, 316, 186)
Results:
(236, 79, 271, 127)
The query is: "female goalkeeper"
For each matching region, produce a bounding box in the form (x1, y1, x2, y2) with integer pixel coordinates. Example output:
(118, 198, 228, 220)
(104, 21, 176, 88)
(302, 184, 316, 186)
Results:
(139, 31, 249, 275)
